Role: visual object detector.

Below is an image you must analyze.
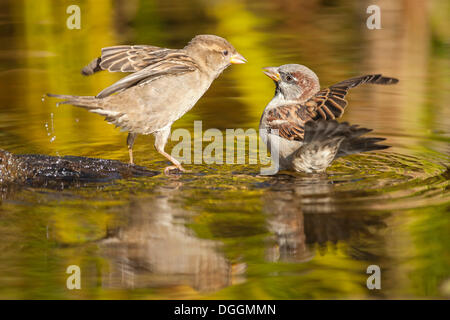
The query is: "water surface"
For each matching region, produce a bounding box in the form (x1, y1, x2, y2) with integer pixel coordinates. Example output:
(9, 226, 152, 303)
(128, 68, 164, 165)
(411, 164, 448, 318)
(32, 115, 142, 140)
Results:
(0, 0, 449, 299)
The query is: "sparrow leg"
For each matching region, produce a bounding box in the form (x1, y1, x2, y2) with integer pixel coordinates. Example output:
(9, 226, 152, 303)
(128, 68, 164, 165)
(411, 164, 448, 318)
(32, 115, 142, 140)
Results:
(127, 133, 137, 165)
(154, 127, 185, 174)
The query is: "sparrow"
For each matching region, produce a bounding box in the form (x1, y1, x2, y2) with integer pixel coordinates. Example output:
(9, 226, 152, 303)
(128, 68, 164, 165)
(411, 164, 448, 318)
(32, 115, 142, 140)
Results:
(260, 64, 398, 173)
(48, 35, 246, 174)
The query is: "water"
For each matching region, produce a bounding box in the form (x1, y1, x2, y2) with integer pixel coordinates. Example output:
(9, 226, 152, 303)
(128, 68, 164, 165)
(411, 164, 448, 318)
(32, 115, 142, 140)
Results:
(0, 0, 449, 299)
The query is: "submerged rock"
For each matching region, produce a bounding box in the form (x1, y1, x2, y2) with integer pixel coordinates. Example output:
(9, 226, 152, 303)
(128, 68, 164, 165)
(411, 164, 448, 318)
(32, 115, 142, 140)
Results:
(0, 149, 158, 186)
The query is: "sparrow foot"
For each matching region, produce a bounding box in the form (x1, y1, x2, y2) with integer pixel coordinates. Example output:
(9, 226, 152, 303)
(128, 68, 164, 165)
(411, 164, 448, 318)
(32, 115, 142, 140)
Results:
(164, 165, 186, 175)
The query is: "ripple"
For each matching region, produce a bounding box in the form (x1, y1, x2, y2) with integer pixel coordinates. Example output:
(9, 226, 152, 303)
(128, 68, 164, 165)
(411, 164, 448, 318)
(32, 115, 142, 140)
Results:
(260, 152, 449, 212)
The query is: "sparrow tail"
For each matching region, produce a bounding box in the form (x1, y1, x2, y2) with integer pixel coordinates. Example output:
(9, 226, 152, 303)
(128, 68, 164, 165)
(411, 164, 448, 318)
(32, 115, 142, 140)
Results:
(46, 93, 99, 109)
(305, 120, 389, 157)
(292, 120, 389, 172)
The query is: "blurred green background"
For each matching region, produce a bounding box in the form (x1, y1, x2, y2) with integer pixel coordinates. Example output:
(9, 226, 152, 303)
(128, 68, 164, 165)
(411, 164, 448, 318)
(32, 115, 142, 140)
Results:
(0, 0, 449, 299)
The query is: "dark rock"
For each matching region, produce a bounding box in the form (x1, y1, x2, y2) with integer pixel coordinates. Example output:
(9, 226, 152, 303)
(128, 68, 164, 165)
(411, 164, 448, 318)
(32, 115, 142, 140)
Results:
(0, 149, 159, 186)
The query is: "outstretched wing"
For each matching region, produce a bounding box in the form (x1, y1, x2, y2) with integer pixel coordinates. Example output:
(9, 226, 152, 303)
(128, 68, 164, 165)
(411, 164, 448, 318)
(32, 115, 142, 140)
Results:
(81, 45, 195, 75)
(305, 74, 399, 120)
(95, 60, 198, 98)
(264, 75, 398, 142)
(80, 45, 199, 98)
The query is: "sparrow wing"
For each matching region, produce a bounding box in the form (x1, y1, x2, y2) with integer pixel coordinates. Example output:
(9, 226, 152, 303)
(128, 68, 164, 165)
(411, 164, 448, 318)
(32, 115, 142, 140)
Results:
(307, 74, 399, 120)
(95, 59, 198, 98)
(81, 45, 196, 75)
(81, 45, 199, 98)
(265, 104, 314, 141)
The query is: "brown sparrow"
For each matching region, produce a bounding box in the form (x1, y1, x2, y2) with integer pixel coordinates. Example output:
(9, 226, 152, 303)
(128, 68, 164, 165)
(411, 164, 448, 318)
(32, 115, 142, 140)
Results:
(48, 35, 246, 174)
(260, 64, 398, 173)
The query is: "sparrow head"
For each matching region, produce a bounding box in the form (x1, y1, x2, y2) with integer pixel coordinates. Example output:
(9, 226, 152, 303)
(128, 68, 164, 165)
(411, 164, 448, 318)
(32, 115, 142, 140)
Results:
(185, 35, 246, 77)
(263, 64, 320, 103)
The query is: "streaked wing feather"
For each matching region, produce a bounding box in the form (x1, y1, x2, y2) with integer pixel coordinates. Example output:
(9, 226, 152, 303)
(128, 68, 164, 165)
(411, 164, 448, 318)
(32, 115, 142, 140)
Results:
(265, 104, 314, 141)
(81, 46, 200, 96)
(99, 46, 183, 73)
(308, 74, 399, 120)
(331, 74, 398, 89)
(95, 60, 197, 98)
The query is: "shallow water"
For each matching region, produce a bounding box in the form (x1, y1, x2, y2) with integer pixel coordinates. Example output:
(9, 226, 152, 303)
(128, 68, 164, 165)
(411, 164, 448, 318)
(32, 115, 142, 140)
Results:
(0, 0, 449, 299)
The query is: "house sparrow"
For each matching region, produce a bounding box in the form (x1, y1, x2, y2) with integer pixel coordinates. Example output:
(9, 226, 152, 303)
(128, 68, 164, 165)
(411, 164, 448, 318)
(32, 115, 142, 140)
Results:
(48, 35, 246, 174)
(260, 64, 398, 173)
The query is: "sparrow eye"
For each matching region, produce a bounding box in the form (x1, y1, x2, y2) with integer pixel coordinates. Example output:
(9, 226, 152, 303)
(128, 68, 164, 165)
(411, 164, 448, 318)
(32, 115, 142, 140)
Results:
(286, 75, 294, 82)
(222, 50, 229, 56)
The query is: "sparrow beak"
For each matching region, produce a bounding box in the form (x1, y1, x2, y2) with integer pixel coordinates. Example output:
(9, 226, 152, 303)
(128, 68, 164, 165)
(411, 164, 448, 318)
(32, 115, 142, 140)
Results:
(230, 52, 247, 64)
(263, 67, 280, 82)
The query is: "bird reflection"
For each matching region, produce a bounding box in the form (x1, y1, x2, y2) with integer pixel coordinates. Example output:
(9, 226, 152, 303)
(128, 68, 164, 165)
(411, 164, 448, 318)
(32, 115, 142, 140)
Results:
(263, 173, 387, 263)
(99, 183, 233, 292)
